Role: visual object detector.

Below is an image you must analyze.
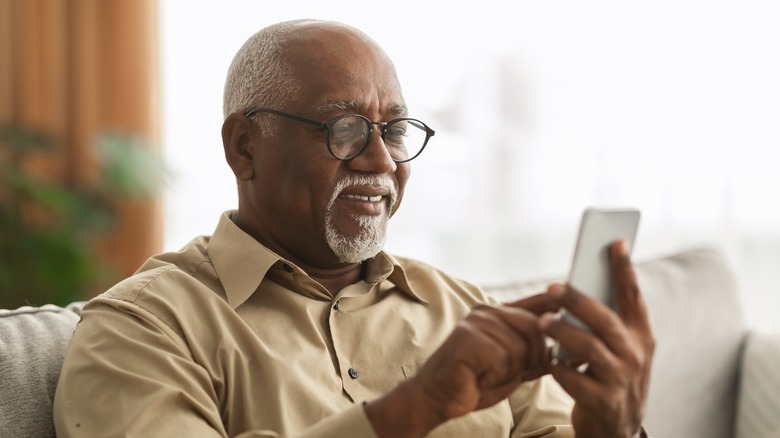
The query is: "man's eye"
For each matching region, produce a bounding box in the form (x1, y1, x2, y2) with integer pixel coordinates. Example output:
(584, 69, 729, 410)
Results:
(333, 123, 364, 138)
(388, 126, 407, 136)
(385, 126, 407, 143)
(333, 124, 355, 134)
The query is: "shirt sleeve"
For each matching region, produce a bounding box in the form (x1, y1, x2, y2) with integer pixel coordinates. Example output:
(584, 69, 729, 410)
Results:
(53, 298, 379, 438)
(508, 375, 576, 438)
(232, 405, 377, 438)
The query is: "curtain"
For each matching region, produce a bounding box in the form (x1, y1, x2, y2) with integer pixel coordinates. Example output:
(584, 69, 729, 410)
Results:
(0, 0, 161, 298)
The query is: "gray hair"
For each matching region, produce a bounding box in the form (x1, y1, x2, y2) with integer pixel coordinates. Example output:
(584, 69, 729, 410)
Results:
(222, 20, 310, 133)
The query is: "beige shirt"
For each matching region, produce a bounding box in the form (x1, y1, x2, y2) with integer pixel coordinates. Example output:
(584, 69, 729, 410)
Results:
(54, 211, 574, 437)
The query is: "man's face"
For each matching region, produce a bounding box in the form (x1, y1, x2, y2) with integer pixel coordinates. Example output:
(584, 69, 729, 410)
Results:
(244, 26, 410, 268)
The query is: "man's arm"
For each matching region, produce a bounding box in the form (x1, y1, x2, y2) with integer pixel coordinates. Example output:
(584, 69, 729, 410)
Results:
(53, 299, 380, 438)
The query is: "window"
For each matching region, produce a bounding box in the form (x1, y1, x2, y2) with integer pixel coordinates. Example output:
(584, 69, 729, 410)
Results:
(161, 1, 780, 327)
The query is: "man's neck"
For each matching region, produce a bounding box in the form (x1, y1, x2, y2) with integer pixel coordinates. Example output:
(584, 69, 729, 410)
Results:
(305, 262, 364, 296)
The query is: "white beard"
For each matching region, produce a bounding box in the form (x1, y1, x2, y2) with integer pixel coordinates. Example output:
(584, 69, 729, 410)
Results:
(324, 174, 397, 264)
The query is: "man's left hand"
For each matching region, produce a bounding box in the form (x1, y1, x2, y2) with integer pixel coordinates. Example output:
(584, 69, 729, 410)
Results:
(540, 240, 655, 438)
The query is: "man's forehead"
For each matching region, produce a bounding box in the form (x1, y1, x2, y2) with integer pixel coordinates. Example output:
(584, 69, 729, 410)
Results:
(277, 23, 407, 119)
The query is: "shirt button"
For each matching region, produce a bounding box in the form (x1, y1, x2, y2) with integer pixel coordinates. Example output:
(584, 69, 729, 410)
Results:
(333, 300, 340, 310)
(348, 368, 359, 379)
(282, 263, 293, 273)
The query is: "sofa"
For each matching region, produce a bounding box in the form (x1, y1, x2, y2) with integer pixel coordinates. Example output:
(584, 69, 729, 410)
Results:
(1, 247, 778, 437)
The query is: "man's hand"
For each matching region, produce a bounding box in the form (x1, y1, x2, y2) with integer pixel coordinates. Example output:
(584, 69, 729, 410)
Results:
(366, 293, 560, 438)
(541, 240, 655, 438)
(416, 293, 562, 418)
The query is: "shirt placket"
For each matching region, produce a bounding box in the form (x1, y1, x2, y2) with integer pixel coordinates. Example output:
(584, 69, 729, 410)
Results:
(328, 282, 379, 403)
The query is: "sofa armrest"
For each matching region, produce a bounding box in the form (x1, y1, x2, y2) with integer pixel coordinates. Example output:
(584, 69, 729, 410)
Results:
(735, 328, 780, 438)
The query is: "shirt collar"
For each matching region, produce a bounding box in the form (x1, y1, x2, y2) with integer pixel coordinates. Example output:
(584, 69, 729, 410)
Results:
(208, 211, 281, 309)
(370, 252, 429, 305)
(208, 210, 428, 308)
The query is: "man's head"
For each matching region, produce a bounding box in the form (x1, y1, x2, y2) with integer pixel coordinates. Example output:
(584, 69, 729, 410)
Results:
(221, 20, 412, 269)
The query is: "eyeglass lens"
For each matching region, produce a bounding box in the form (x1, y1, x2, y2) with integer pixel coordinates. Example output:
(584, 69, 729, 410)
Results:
(328, 116, 427, 162)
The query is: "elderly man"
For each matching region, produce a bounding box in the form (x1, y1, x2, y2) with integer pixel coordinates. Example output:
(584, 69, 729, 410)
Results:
(54, 19, 653, 437)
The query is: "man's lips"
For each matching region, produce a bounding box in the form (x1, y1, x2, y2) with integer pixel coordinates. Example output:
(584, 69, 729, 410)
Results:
(338, 185, 391, 202)
(340, 194, 383, 202)
(335, 185, 394, 214)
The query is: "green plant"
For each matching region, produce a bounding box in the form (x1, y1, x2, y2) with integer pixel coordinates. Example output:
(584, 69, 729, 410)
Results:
(0, 124, 166, 308)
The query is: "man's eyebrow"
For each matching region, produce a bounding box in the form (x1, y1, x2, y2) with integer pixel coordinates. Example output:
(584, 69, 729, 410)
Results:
(315, 101, 361, 115)
(389, 104, 408, 117)
(315, 101, 409, 117)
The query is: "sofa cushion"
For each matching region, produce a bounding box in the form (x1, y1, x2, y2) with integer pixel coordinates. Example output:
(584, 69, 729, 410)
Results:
(0, 302, 86, 438)
(638, 248, 744, 438)
(485, 247, 745, 438)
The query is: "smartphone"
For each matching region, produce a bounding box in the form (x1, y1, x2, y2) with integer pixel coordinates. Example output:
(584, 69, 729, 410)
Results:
(553, 208, 641, 361)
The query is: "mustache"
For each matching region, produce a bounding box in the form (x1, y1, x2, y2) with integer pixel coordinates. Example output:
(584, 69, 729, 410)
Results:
(327, 174, 398, 212)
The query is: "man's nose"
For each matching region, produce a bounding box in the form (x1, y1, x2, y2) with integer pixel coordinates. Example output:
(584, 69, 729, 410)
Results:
(346, 128, 397, 174)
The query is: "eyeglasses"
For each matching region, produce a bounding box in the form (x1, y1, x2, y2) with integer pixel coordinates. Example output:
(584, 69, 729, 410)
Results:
(244, 107, 435, 163)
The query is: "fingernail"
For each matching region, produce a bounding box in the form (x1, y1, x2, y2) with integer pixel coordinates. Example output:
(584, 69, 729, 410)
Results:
(548, 283, 566, 298)
(618, 240, 630, 255)
(538, 313, 556, 330)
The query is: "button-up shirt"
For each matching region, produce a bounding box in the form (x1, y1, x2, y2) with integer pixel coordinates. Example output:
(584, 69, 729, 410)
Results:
(54, 211, 574, 437)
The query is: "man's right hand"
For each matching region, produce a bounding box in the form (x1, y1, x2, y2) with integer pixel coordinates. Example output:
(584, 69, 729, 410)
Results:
(365, 293, 561, 438)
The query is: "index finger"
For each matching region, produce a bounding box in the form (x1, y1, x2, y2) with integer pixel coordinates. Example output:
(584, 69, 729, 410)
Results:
(504, 290, 562, 316)
(610, 240, 652, 333)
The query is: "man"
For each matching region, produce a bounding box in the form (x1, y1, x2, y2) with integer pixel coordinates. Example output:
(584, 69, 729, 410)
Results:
(54, 19, 654, 437)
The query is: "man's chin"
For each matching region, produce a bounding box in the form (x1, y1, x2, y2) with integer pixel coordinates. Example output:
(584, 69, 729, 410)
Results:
(329, 239, 386, 264)
(325, 215, 387, 264)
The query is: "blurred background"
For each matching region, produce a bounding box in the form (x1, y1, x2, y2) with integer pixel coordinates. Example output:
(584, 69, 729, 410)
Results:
(1, 0, 163, 307)
(2, 1, 779, 329)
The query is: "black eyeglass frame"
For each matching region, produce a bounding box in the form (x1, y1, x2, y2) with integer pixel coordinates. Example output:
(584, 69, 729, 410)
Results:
(243, 107, 435, 163)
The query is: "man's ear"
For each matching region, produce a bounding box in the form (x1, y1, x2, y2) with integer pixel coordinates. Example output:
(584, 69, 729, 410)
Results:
(222, 112, 257, 181)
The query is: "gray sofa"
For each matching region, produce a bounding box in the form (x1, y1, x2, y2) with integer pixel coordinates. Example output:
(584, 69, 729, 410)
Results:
(1, 247, 778, 437)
